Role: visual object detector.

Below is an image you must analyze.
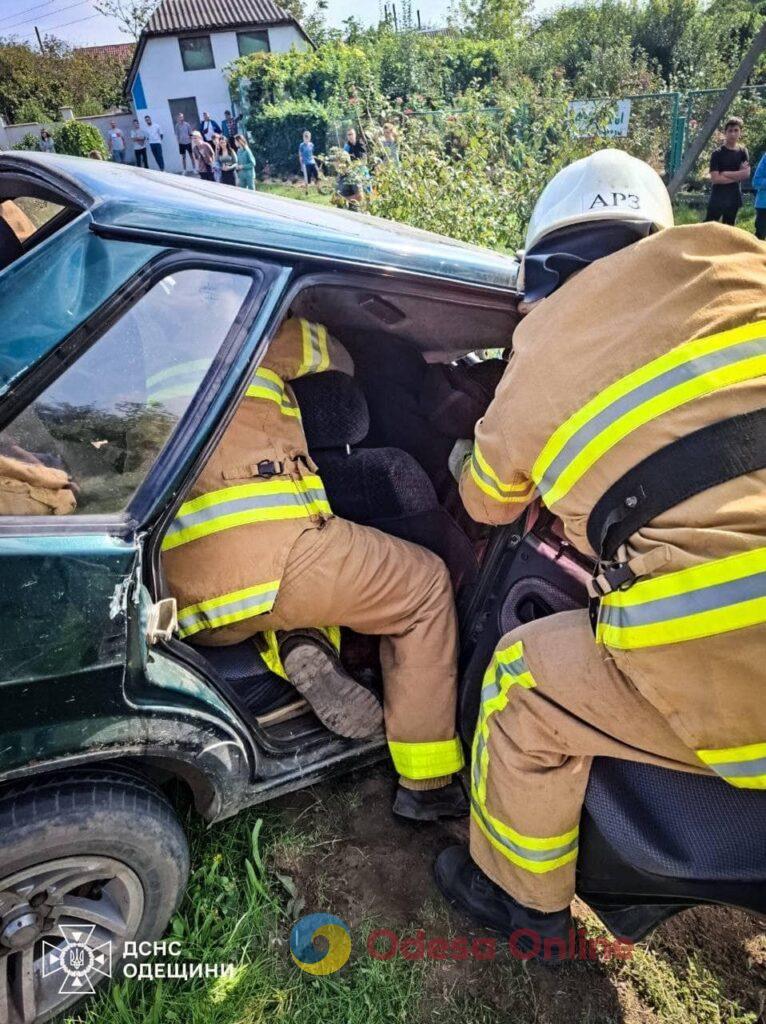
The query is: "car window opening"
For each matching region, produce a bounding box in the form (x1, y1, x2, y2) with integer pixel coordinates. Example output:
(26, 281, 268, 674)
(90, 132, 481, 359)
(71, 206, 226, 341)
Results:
(158, 277, 518, 736)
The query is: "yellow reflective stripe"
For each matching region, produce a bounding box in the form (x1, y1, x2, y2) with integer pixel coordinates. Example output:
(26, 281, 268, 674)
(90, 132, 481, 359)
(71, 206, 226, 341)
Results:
(469, 443, 535, 505)
(298, 320, 330, 376)
(259, 626, 341, 681)
(245, 367, 302, 418)
(597, 547, 766, 649)
(177, 579, 280, 638)
(532, 320, 766, 507)
(387, 738, 465, 780)
(147, 359, 211, 404)
(147, 359, 210, 389)
(697, 741, 766, 788)
(161, 476, 332, 551)
(468, 640, 579, 874)
(471, 807, 580, 874)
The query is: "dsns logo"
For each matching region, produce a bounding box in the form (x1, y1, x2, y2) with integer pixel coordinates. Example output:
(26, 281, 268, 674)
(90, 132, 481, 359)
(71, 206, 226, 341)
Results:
(290, 913, 351, 975)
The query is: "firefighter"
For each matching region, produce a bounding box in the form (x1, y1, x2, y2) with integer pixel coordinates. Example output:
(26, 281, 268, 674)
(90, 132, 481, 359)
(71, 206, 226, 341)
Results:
(435, 149, 766, 951)
(162, 317, 467, 821)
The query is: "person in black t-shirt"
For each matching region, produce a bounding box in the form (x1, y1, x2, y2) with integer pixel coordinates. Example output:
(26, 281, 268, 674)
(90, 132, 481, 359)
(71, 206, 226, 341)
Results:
(705, 117, 750, 226)
(343, 127, 367, 161)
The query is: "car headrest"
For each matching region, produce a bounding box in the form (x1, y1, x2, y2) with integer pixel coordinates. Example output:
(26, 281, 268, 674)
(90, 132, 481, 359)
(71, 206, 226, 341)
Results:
(290, 371, 370, 449)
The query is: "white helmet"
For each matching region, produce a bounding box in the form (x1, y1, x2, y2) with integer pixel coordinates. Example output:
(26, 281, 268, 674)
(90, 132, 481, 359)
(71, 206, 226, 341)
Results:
(525, 149, 673, 253)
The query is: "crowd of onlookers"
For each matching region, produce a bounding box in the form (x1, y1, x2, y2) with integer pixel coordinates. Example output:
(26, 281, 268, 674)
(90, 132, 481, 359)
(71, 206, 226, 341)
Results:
(96, 110, 257, 189)
(30, 110, 766, 228)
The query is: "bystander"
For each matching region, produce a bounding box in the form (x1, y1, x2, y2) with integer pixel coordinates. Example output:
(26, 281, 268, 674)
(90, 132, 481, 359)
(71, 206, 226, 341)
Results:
(705, 117, 750, 226)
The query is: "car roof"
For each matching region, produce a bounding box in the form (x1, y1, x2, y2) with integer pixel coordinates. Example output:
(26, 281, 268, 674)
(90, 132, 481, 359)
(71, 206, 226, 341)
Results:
(1, 152, 519, 292)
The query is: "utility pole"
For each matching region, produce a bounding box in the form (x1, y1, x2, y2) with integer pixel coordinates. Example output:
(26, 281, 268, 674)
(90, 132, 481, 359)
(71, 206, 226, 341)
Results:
(34, 26, 45, 53)
(668, 20, 766, 197)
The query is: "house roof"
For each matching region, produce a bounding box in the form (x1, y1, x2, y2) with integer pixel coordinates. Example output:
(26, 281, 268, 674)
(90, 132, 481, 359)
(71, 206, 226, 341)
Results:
(144, 0, 296, 36)
(126, 0, 311, 93)
(75, 42, 136, 62)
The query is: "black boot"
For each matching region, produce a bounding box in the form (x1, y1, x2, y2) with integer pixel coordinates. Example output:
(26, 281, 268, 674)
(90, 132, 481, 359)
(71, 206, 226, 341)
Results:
(279, 629, 383, 740)
(434, 846, 572, 962)
(393, 778, 469, 822)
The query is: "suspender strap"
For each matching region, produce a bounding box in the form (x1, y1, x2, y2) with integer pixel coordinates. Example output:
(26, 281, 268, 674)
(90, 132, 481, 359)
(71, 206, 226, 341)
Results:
(588, 406, 766, 562)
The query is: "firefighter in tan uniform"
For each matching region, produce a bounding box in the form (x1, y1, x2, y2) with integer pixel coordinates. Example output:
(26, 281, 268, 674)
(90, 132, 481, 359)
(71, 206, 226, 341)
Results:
(162, 317, 467, 820)
(435, 150, 766, 949)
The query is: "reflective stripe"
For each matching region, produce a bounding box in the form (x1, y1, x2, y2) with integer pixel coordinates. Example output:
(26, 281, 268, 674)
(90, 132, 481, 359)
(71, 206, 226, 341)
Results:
(161, 476, 331, 551)
(147, 359, 210, 404)
(259, 625, 341, 680)
(299, 320, 330, 377)
(532, 321, 766, 507)
(387, 738, 465, 780)
(469, 443, 535, 505)
(246, 367, 301, 418)
(472, 641, 536, 806)
(468, 641, 576, 874)
(177, 580, 280, 638)
(470, 803, 580, 874)
(598, 547, 766, 649)
(697, 742, 766, 789)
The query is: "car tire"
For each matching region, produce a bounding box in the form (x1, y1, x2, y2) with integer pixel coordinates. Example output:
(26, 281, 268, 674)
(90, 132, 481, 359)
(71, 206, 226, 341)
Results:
(0, 766, 190, 1024)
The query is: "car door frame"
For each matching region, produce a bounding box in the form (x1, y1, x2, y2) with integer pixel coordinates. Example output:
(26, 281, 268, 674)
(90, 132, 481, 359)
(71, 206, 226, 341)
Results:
(0, 242, 293, 820)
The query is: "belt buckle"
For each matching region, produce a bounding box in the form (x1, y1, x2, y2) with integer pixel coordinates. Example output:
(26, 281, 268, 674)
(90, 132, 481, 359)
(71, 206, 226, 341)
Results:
(586, 561, 637, 599)
(256, 459, 280, 478)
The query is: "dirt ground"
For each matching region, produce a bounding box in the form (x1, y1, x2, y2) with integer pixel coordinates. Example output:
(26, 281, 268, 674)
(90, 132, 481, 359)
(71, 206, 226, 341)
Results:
(271, 765, 766, 1024)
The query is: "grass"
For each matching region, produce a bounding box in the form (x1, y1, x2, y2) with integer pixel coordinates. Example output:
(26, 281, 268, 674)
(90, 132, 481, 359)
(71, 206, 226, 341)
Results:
(258, 180, 333, 207)
(64, 772, 764, 1024)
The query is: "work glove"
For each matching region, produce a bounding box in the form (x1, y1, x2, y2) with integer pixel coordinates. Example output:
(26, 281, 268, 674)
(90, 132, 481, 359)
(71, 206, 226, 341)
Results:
(0, 453, 76, 515)
(448, 439, 473, 482)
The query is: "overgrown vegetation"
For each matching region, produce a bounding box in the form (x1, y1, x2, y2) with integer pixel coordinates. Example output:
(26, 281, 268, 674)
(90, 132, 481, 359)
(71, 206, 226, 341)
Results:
(227, 0, 766, 250)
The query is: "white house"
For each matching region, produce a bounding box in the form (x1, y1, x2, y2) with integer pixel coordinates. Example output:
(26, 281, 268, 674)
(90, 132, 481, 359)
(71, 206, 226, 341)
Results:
(126, 0, 312, 172)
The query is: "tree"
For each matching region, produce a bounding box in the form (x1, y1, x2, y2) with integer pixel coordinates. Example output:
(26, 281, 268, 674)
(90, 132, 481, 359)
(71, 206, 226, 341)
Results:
(0, 38, 127, 124)
(449, 0, 531, 40)
(92, 0, 158, 40)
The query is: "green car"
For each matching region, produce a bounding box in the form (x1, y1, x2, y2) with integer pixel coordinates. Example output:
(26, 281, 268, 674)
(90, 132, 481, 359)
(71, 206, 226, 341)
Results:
(3, 154, 762, 1024)
(0, 152, 520, 1022)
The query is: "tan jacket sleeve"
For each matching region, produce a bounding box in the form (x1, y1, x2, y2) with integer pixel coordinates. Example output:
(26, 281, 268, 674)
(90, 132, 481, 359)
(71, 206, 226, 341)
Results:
(458, 372, 537, 526)
(263, 319, 353, 381)
(0, 454, 76, 516)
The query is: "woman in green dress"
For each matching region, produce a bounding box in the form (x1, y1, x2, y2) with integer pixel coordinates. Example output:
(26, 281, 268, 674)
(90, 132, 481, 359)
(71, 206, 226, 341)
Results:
(234, 135, 256, 190)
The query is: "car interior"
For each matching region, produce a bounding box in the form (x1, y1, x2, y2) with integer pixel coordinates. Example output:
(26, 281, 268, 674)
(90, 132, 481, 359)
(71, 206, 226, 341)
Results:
(0, 178, 79, 271)
(165, 273, 522, 767)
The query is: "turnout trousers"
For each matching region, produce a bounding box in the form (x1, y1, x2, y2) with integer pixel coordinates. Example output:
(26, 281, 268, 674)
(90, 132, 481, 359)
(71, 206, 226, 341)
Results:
(200, 515, 463, 789)
(470, 609, 710, 913)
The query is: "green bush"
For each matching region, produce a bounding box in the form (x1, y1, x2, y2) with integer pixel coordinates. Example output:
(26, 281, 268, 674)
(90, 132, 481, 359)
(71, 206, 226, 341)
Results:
(246, 99, 333, 176)
(12, 131, 43, 151)
(53, 119, 107, 158)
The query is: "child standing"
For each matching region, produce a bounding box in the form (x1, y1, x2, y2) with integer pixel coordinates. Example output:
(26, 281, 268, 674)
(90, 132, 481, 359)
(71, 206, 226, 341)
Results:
(299, 130, 320, 190)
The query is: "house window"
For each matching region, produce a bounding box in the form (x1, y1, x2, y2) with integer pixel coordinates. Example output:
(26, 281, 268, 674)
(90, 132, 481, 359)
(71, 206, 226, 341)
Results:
(237, 30, 270, 56)
(179, 35, 215, 71)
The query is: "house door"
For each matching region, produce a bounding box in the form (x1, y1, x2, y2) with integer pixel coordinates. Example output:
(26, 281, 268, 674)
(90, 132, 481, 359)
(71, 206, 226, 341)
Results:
(168, 96, 200, 131)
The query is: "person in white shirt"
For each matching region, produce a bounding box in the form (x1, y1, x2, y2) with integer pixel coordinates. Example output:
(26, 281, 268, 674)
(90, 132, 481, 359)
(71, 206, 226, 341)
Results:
(143, 116, 165, 171)
(107, 121, 126, 163)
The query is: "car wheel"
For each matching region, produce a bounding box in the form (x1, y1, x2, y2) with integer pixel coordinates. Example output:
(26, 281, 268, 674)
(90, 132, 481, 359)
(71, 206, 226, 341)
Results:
(0, 767, 189, 1024)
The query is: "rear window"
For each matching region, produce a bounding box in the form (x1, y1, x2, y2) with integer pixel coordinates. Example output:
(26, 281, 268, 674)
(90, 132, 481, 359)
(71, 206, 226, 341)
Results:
(0, 193, 76, 272)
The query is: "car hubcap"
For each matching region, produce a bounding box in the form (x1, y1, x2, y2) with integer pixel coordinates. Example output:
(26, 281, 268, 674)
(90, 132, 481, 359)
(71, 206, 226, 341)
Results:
(0, 856, 144, 1024)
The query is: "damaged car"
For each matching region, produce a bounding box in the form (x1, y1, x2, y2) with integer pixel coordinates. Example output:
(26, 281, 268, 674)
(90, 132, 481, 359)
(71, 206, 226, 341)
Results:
(0, 153, 763, 1024)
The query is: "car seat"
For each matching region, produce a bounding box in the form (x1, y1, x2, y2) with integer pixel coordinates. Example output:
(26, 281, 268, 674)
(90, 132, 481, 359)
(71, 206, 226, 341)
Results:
(579, 758, 766, 938)
(290, 370, 479, 590)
